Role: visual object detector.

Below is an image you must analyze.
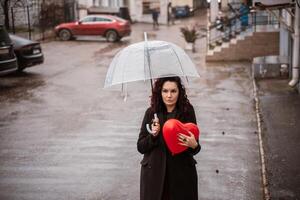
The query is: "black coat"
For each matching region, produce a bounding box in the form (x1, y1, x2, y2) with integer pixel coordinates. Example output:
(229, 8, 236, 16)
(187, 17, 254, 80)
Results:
(137, 105, 201, 200)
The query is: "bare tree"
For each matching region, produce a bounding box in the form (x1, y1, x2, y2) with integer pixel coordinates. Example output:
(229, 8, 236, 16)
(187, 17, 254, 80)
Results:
(0, 0, 11, 29)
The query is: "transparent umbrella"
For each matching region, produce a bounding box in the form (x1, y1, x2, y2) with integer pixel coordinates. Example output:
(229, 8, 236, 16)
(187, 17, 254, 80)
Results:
(104, 33, 200, 134)
(104, 33, 199, 91)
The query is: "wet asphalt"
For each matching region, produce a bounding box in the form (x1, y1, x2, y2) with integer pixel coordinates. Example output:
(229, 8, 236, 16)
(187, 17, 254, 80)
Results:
(257, 79, 300, 200)
(0, 10, 263, 200)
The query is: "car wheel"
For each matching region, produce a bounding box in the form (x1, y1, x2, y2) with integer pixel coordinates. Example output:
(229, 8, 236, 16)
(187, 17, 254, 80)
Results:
(17, 66, 25, 73)
(106, 30, 118, 42)
(59, 29, 72, 41)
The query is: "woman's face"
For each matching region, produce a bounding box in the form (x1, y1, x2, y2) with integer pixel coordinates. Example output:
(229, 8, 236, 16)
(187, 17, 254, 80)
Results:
(161, 81, 179, 111)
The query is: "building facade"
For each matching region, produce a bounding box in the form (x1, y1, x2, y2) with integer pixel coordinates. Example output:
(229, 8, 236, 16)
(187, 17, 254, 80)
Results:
(171, 0, 203, 9)
(128, 0, 169, 24)
(77, 0, 125, 19)
(128, 0, 203, 24)
(77, 0, 170, 24)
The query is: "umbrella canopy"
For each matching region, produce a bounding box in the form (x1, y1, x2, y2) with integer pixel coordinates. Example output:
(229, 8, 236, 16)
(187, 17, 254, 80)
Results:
(104, 38, 199, 89)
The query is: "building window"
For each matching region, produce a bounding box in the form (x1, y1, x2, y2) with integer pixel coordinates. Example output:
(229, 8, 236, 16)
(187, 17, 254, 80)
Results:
(143, 2, 151, 14)
(142, 0, 160, 14)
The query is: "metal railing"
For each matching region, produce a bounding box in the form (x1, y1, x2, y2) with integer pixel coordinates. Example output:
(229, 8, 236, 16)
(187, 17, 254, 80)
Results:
(208, 5, 280, 50)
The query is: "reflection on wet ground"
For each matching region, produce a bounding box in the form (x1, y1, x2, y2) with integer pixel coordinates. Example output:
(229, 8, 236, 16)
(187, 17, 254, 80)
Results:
(0, 9, 262, 200)
(257, 79, 300, 199)
(93, 25, 158, 64)
(0, 72, 45, 102)
(94, 40, 130, 55)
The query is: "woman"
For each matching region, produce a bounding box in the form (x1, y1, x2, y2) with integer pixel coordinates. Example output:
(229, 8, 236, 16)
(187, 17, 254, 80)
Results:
(137, 76, 201, 200)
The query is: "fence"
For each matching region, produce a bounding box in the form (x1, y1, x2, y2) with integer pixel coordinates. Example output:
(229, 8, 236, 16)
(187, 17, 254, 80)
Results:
(0, 0, 77, 41)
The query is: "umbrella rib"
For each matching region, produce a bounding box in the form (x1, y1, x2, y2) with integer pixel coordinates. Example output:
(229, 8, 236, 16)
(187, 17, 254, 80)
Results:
(144, 35, 154, 91)
(144, 44, 147, 82)
(121, 50, 129, 100)
(106, 50, 122, 87)
(121, 51, 126, 85)
(147, 48, 154, 90)
(169, 45, 188, 82)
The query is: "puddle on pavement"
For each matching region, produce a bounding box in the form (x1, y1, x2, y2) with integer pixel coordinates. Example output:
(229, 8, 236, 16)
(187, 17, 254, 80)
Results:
(95, 41, 130, 55)
(0, 72, 45, 102)
(257, 79, 298, 96)
(94, 31, 157, 56)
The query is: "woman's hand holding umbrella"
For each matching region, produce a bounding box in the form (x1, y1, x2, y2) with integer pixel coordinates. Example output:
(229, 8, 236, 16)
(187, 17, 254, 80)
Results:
(150, 116, 160, 137)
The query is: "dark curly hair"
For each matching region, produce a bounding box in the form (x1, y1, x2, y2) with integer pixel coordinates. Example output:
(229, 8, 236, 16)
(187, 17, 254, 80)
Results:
(150, 76, 191, 113)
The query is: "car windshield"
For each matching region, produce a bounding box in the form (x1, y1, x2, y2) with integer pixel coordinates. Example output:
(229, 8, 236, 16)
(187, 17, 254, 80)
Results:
(0, 25, 12, 46)
(176, 7, 186, 10)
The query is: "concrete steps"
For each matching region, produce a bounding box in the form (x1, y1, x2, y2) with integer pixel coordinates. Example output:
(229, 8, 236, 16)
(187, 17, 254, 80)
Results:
(206, 29, 279, 61)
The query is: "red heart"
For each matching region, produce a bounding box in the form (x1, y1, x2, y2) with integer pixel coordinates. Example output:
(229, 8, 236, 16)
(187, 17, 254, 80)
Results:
(162, 119, 200, 155)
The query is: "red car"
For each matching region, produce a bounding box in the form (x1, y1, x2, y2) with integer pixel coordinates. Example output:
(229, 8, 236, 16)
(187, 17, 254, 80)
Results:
(54, 15, 131, 42)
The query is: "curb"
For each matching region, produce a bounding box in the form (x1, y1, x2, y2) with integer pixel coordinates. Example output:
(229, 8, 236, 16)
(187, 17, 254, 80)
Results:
(252, 78, 270, 200)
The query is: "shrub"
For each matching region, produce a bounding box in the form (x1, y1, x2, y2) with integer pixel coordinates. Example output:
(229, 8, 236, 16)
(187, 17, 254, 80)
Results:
(180, 25, 199, 43)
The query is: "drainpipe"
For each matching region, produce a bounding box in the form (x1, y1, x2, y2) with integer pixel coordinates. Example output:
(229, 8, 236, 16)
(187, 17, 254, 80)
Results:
(289, 3, 300, 87)
(210, 0, 219, 23)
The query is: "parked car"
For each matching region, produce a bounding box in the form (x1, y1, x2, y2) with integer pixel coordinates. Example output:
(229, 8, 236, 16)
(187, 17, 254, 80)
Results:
(10, 34, 44, 72)
(0, 25, 18, 76)
(174, 6, 190, 18)
(54, 15, 131, 42)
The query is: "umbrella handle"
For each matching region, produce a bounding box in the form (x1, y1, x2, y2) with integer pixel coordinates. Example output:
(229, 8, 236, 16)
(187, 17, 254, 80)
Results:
(146, 124, 156, 135)
(146, 113, 159, 135)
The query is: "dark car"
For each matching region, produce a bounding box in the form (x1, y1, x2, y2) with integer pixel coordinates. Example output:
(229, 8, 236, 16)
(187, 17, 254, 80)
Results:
(174, 6, 190, 18)
(0, 25, 18, 75)
(54, 15, 131, 42)
(10, 34, 44, 72)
